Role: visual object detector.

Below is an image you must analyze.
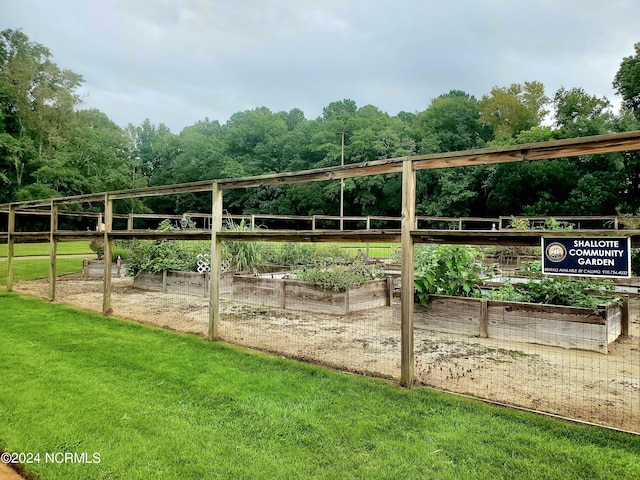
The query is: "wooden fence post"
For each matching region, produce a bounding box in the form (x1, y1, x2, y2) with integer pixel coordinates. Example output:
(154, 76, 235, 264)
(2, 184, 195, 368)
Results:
(209, 182, 223, 341)
(621, 297, 629, 337)
(49, 201, 58, 301)
(400, 159, 416, 386)
(6, 205, 15, 292)
(480, 299, 488, 338)
(102, 194, 113, 315)
(386, 277, 394, 306)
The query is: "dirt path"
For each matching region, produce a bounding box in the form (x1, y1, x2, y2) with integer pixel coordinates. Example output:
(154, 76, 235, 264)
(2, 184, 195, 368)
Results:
(0, 461, 26, 480)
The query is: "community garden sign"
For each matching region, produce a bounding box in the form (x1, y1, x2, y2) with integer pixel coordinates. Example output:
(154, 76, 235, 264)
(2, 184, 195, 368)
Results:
(542, 237, 631, 278)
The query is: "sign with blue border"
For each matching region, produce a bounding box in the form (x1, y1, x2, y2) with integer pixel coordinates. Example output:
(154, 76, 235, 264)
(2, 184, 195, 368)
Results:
(541, 237, 631, 278)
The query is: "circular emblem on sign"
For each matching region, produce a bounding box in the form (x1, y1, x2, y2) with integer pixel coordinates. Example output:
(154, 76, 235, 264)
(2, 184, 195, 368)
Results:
(545, 242, 567, 263)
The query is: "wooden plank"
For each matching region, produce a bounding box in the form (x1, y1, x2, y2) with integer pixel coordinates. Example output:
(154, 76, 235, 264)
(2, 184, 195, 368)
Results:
(284, 280, 347, 315)
(6, 227, 637, 249)
(346, 280, 388, 311)
(413, 299, 483, 336)
(607, 310, 623, 344)
(166, 271, 207, 287)
(487, 321, 607, 352)
(411, 131, 640, 170)
(487, 301, 607, 325)
(621, 297, 630, 337)
(209, 182, 223, 340)
(480, 299, 488, 338)
(400, 159, 416, 386)
(6, 205, 15, 292)
(102, 195, 113, 315)
(386, 277, 393, 306)
(49, 202, 57, 301)
(486, 301, 614, 353)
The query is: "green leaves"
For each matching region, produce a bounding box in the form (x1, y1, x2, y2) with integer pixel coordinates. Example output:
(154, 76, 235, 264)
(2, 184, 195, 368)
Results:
(295, 263, 384, 291)
(414, 245, 484, 306)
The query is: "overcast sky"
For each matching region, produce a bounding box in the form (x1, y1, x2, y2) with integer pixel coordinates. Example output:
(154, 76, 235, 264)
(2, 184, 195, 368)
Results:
(1, 0, 638, 132)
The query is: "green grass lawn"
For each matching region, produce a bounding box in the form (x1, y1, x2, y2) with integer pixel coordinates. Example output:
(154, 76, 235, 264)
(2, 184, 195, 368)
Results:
(0, 241, 94, 257)
(0, 293, 638, 479)
(0, 258, 84, 286)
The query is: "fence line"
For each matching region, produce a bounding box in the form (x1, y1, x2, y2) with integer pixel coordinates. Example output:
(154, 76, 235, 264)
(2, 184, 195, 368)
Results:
(2, 131, 640, 432)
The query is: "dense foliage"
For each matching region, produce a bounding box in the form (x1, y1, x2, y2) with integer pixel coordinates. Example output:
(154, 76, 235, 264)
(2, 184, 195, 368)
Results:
(3, 29, 640, 220)
(414, 245, 484, 304)
(414, 245, 615, 309)
(294, 263, 385, 291)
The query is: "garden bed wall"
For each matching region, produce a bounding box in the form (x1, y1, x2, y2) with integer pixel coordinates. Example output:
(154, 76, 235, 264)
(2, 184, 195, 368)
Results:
(232, 274, 392, 315)
(83, 259, 126, 278)
(132, 270, 233, 295)
(409, 295, 624, 354)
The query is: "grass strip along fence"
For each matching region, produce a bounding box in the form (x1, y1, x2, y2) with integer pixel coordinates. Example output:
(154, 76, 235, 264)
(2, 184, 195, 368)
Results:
(0, 241, 94, 258)
(0, 292, 639, 479)
(0, 258, 82, 286)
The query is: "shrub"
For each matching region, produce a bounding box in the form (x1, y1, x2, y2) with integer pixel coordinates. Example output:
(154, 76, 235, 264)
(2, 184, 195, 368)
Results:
(414, 245, 484, 306)
(89, 239, 104, 260)
(294, 263, 384, 291)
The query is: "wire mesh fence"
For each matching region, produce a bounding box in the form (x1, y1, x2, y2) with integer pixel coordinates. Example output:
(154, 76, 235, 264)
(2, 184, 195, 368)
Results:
(8, 237, 639, 433)
(412, 244, 640, 433)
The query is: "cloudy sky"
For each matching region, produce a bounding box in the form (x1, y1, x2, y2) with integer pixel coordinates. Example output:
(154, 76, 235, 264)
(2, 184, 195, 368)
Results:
(1, 0, 638, 132)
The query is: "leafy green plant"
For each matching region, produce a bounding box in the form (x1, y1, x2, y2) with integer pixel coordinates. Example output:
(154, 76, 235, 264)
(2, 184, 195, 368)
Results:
(520, 260, 542, 276)
(544, 218, 574, 231)
(294, 263, 384, 291)
(516, 277, 613, 309)
(509, 216, 531, 230)
(125, 223, 210, 275)
(223, 219, 264, 273)
(482, 283, 531, 303)
(414, 245, 484, 305)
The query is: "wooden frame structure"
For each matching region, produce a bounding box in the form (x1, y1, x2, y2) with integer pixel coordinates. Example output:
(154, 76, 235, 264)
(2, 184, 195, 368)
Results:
(3, 131, 640, 385)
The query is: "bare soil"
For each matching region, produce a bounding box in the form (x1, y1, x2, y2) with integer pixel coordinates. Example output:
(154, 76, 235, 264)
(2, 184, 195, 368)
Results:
(14, 275, 640, 433)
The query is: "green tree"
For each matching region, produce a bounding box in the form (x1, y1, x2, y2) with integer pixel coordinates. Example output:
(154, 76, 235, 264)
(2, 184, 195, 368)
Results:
(613, 42, 640, 121)
(0, 28, 83, 202)
(553, 87, 612, 138)
(21, 109, 146, 211)
(479, 81, 549, 141)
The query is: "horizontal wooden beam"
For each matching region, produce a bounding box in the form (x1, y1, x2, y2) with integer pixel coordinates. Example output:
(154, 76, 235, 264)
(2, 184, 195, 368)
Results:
(413, 229, 640, 247)
(1, 131, 640, 209)
(410, 131, 640, 170)
(3, 228, 640, 247)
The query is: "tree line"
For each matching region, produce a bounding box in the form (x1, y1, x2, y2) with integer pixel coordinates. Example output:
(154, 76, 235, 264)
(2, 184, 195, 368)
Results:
(2, 28, 640, 219)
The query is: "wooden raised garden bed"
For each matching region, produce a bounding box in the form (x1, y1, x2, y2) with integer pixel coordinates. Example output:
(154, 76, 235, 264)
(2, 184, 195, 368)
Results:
(133, 270, 233, 295)
(83, 259, 126, 278)
(411, 295, 625, 354)
(232, 274, 393, 315)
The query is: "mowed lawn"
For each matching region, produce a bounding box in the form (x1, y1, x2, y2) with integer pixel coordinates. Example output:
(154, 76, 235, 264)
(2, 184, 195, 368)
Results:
(0, 241, 94, 257)
(0, 258, 84, 286)
(0, 293, 639, 479)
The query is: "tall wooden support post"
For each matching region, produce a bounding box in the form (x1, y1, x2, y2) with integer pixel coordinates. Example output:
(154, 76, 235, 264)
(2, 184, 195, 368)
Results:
(400, 159, 416, 386)
(209, 183, 223, 341)
(49, 201, 58, 301)
(6, 205, 15, 292)
(102, 195, 113, 315)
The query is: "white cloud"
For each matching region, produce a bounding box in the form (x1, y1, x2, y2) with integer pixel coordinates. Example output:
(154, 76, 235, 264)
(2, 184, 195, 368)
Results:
(1, 0, 638, 131)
